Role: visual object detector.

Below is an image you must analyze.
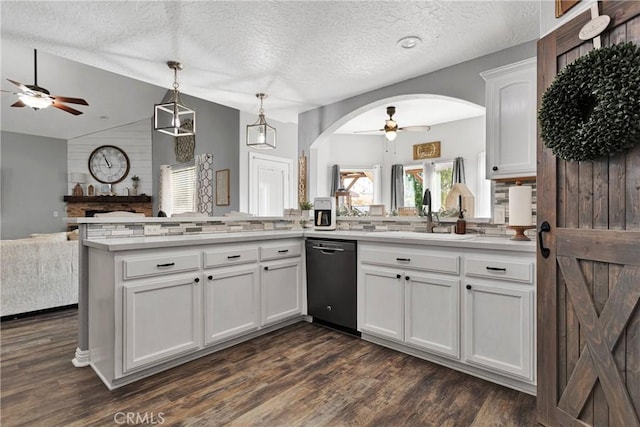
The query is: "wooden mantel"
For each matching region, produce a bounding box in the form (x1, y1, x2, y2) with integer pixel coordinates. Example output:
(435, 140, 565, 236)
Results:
(63, 195, 152, 203)
(64, 195, 153, 219)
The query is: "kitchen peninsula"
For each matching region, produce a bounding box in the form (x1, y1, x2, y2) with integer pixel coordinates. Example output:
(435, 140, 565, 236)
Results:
(71, 216, 535, 394)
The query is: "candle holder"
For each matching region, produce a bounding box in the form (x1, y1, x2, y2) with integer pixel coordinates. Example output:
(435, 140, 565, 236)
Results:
(507, 225, 536, 241)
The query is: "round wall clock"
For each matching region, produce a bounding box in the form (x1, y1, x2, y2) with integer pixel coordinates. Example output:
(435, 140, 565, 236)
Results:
(88, 145, 130, 184)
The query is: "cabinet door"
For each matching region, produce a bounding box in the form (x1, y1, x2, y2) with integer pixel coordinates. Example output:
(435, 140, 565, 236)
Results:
(463, 281, 533, 380)
(123, 275, 202, 372)
(261, 258, 302, 326)
(204, 265, 260, 345)
(405, 273, 460, 359)
(361, 266, 404, 342)
(482, 58, 537, 179)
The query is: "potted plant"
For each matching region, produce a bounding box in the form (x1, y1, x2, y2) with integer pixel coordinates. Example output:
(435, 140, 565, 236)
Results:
(299, 200, 313, 218)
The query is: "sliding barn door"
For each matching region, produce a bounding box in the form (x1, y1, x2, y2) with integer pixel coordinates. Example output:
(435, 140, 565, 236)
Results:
(537, 3, 640, 426)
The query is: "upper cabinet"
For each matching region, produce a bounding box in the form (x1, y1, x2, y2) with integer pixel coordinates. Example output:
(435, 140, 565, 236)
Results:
(481, 58, 537, 180)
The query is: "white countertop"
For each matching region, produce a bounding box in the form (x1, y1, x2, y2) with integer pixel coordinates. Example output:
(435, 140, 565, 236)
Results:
(84, 229, 535, 253)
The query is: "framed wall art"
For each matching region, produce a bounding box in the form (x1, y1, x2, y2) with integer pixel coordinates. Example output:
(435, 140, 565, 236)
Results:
(413, 141, 441, 160)
(215, 169, 230, 206)
(555, 0, 580, 17)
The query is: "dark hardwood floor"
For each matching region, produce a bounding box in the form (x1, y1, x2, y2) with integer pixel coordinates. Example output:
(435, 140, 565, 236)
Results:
(1, 309, 537, 426)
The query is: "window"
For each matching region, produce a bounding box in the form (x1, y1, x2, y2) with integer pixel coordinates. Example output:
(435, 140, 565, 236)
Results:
(171, 166, 196, 214)
(339, 169, 375, 212)
(403, 161, 453, 213)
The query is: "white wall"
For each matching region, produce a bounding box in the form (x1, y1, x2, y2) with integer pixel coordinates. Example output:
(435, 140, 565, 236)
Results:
(239, 111, 299, 212)
(67, 119, 152, 196)
(540, 0, 594, 37)
(317, 116, 485, 213)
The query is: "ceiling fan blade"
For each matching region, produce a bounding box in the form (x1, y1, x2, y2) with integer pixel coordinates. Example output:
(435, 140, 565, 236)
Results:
(52, 101, 83, 115)
(353, 128, 384, 134)
(7, 79, 30, 92)
(399, 125, 431, 132)
(11, 100, 26, 108)
(52, 95, 89, 106)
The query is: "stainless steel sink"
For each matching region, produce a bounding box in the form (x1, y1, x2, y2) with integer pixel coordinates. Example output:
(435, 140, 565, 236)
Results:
(375, 231, 476, 240)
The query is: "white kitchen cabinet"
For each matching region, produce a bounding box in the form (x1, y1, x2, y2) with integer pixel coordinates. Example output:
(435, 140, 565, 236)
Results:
(122, 274, 202, 373)
(261, 258, 303, 326)
(481, 57, 537, 179)
(360, 266, 404, 342)
(463, 280, 533, 380)
(405, 273, 460, 359)
(204, 265, 260, 345)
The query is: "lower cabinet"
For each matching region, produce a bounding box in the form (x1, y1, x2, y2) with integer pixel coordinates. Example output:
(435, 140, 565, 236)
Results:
(361, 266, 404, 341)
(463, 280, 534, 380)
(405, 273, 460, 359)
(204, 265, 260, 345)
(261, 257, 303, 326)
(122, 274, 202, 373)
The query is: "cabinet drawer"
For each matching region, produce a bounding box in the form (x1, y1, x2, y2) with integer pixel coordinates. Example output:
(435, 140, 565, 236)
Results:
(260, 241, 302, 261)
(123, 253, 200, 280)
(465, 257, 533, 283)
(360, 246, 459, 275)
(204, 246, 258, 268)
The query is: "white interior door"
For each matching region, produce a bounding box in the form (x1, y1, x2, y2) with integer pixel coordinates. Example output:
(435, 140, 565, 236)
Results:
(249, 152, 292, 216)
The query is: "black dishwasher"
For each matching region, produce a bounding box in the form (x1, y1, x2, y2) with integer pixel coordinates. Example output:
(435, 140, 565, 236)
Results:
(305, 238, 358, 335)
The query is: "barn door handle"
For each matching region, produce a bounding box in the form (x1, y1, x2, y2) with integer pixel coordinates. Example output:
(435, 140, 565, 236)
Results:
(539, 221, 551, 259)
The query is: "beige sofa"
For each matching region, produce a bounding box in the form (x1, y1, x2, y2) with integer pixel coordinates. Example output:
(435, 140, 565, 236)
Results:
(1, 232, 79, 317)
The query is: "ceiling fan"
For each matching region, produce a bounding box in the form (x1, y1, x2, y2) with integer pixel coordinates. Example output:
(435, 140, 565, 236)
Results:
(355, 106, 431, 141)
(1, 49, 89, 115)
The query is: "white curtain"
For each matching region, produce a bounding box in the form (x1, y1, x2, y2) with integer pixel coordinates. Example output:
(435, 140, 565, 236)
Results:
(158, 164, 173, 216)
(195, 153, 213, 216)
(373, 164, 382, 204)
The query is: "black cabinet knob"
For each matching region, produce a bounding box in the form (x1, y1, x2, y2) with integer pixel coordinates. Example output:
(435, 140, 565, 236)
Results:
(396, 274, 401, 279)
(264, 266, 269, 271)
(466, 284, 472, 290)
(208, 275, 213, 280)
(194, 277, 200, 283)
(492, 166, 498, 171)
(405, 276, 410, 281)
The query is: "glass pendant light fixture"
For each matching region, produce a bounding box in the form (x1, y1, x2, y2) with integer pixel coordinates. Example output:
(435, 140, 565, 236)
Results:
(154, 61, 196, 137)
(246, 93, 276, 149)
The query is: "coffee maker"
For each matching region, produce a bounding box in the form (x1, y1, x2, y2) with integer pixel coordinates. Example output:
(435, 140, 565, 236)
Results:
(313, 197, 337, 230)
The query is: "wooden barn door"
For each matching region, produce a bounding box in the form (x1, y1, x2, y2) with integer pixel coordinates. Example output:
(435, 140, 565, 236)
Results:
(537, 3, 640, 426)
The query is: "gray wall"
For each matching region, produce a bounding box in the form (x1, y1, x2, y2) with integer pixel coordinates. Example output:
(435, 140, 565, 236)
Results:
(298, 40, 538, 155)
(1, 131, 68, 239)
(152, 92, 240, 215)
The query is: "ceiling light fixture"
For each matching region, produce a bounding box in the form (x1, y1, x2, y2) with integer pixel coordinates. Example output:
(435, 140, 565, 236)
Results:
(154, 61, 196, 137)
(397, 36, 422, 49)
(246, 93, 276, 149)
(18, 92, 53, 109)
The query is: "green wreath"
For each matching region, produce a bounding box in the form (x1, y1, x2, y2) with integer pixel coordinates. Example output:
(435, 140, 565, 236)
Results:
(538, 42, 640, 161)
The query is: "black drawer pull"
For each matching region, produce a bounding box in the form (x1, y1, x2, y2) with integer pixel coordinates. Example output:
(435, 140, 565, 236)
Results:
(396, 274, 401, 279)
(466, 285, 472, 290)
(486, 267, 507, 272)
(396, 258, 411, 262)
(156, 262, 175, 268)
(264, 266, 269, 271)
(208, 275, 213, 280)
(405, 276, 410, 281)
(278, 249, 289, 253)
(194, 277, 200, 283)
(227, 255, 241, 259)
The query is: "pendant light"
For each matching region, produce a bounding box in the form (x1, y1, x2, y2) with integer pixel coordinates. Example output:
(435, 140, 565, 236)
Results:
(154, 61, 196, 137)
(246, 93, 276, 149)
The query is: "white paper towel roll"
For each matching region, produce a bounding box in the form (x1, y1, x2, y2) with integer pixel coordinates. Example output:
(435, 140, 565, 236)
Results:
(509, 184, 532, 226)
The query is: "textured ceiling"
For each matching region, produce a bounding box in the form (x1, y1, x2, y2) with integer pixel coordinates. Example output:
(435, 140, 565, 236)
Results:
(0, 1, 539, 139)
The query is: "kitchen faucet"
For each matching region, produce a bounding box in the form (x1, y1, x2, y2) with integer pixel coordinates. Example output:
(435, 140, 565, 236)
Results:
(422, 189, 439, 232)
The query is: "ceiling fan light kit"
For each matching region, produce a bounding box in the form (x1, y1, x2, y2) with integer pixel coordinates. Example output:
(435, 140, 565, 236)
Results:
(246, 93, 276, 149)
(3, 49, 88, 115)
(354, 105, 431, 140)
(154, 61, 196, 137)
